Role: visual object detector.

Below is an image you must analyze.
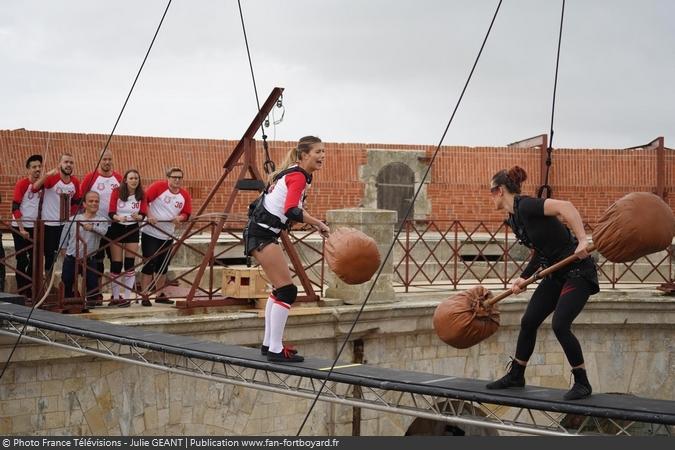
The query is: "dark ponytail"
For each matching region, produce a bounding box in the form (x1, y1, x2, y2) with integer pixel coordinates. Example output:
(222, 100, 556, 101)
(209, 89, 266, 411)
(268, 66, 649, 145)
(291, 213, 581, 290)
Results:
(492, 165, 528, 194)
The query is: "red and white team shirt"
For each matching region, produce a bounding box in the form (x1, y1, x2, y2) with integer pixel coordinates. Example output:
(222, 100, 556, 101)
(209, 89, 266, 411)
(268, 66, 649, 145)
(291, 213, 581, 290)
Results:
(81, 171, 122, 217)
(109, 189, 148, 225)
(141, 181, 192, 240)
(11, 178, 42, 228)
(260, 165, 311, 233)
(38, 174, 81, 226)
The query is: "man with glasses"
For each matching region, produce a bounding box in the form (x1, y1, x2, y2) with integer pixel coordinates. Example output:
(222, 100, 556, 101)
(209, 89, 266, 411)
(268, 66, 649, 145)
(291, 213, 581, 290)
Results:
(139, 167, 192, 306)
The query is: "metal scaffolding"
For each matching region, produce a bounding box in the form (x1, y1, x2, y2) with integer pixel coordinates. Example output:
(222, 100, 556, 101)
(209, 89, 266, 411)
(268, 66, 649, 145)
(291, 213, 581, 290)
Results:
(1, 303, 673, 437)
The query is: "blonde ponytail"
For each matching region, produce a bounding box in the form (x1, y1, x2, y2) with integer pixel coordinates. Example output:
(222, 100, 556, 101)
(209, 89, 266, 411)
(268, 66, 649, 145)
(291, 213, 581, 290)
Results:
(269, 147, 299, 182)
(268, 136, 322, 182)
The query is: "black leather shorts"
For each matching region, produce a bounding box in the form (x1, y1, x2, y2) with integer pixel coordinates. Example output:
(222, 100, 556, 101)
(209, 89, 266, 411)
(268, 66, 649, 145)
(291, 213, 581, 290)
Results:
(243, 221, 279, 257)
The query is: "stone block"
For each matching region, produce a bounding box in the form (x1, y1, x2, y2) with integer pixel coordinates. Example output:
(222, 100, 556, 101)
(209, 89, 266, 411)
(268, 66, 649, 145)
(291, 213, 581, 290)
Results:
(19, 397, 37, 415)
(132, 415, 146, 434)
(12, 414, 34, 434)
(37, 396, 60, 414)
(545, 352, 564, 365)
(0, 399, 21, 416)
(0, 416, 10, 434)
(143, 405, 159, 432)
(155, 373, 170, 410)
(180, 406, 193, 425)
(45, 411, 66, 429)
(84, 405, 108, 435)
(15, 365, 37, 383)
(37, 365, 52, 382)
(41, 380, 63, 396)
(157, 407, 170, 428)
(534, 364, 562, 377)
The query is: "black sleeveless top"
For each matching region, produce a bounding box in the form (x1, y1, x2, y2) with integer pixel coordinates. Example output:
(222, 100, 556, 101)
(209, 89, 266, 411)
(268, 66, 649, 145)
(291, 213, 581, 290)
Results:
(508, 196, 598, 292)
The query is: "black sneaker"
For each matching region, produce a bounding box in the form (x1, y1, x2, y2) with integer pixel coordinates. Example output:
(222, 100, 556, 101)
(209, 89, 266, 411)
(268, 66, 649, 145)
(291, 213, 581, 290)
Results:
(486, 358, 526, 389)
(91, 293, 104, 306)
(260, 344, 298, 356)
(109, 297, 125, 307)
(141, 298, 153, 307)
(563, 368, 592, 400)
(155, 293, 174, 305)
(267, 348, 304, 363)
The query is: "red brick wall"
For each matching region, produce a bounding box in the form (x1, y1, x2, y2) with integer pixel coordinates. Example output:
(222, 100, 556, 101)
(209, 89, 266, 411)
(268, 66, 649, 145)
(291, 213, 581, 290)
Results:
(1, 129, 672, 224)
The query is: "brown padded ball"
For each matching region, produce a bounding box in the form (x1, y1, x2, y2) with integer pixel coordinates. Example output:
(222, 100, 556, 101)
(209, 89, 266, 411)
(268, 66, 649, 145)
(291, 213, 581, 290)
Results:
(593, 192, 675, 263)
(325, 227, 381, 285)
(433, 286, 500, 349)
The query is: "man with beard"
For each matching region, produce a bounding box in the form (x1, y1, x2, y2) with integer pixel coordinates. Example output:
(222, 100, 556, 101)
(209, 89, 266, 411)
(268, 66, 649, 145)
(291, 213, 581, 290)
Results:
(32, 153, 81, 273)
(80, 150, 121, 304)
(11, 155, 43, 296)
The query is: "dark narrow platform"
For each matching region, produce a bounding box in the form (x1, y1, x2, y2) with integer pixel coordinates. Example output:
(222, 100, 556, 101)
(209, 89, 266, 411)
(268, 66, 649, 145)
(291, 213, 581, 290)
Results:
(1, 301, 673, 425)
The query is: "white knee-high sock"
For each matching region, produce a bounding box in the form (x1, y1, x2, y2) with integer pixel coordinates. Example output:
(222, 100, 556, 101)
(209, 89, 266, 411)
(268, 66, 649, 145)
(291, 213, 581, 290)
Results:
(111, 273, 121, 299)
(262, 293, 275, 347)
(268, 299, 290, 354)
(123, 271, 135, 299)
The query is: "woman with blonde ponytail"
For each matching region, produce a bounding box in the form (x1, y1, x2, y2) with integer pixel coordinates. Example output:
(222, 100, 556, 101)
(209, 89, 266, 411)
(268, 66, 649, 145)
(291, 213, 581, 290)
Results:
(245, 136, 330, 362)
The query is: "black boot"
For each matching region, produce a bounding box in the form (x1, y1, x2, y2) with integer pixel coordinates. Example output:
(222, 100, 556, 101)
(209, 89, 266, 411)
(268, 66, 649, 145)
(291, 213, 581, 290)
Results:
(486, 358, 526, 389)
(564, 368, 592, 400)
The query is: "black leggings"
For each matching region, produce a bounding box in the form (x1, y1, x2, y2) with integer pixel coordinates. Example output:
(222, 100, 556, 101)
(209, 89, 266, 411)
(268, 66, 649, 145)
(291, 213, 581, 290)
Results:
(11, 227, 34, 294)
(141, 234, 173, 275)
(515, 276, 593, 367)
(44, 225, 64, 273)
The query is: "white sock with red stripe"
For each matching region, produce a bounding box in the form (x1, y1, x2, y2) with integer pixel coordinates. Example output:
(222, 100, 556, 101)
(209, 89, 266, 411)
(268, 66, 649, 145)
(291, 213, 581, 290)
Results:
(123, 271, 135, 299)
(268, 299, 290, 354)
(262, 293, 275, 347)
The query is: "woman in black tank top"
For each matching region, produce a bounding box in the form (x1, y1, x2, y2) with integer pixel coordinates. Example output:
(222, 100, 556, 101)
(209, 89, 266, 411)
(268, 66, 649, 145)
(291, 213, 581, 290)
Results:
(485, 165, 598, 401)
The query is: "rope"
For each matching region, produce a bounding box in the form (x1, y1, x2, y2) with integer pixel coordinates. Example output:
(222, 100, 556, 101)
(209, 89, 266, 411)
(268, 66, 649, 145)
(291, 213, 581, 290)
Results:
(296, 0, 505, 435)
(236, 0, 275, 175)
(0, 0, 174, 382)
(537, 0, 565, 199)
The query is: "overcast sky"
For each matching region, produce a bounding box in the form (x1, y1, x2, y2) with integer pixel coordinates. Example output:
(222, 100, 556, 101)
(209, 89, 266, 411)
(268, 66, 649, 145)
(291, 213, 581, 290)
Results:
(1, 0, 673, 149)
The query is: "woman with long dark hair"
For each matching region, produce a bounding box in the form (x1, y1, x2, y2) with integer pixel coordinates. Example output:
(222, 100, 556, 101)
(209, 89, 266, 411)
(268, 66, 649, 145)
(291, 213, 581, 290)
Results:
(108, 169, 147, 307)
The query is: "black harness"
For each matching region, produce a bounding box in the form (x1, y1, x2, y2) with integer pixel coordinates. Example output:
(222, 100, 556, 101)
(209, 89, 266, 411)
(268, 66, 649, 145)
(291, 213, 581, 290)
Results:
(507, 195, 578, 270)
(247, 166, 312, 231)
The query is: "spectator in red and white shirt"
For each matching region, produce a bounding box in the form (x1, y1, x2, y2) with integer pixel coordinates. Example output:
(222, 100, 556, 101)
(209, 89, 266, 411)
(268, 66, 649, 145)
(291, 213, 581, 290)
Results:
(80, 149, 122, 302)
(80, 149, 122, 221)
(10, 154, 43, 296)
(140, 167, 192, 306)
(107, 169, 147, 307)
(32, 153, 81, 272)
